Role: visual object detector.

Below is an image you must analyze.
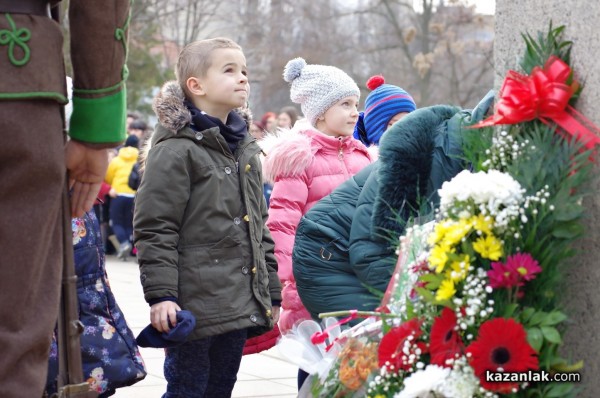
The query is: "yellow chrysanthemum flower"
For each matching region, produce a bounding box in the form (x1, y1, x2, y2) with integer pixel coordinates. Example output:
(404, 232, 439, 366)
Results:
(442, 219, 472, 246)
(429, 244, 454, 273)
(472, 234, 503, 260)
(448, 254, 471, 282)
(471, 213, 493, 235)
(436, 279, 456, 301)
(427, 220, 453, 246)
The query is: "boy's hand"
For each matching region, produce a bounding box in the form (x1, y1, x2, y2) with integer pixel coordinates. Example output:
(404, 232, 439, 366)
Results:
(150, 301, 181, 333)
(272, 306, 281, 324)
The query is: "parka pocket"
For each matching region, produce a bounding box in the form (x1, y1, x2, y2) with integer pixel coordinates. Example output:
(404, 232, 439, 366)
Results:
(207, 236, 242, 266)
(178, 237, 247, 319)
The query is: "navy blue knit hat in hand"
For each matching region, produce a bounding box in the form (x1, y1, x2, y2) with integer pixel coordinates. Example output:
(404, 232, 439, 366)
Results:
(354, 75, 416, 146)
(135, 310, 196, 348)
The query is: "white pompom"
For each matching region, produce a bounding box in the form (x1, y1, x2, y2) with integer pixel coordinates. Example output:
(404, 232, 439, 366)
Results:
(283, 57, 307, 83)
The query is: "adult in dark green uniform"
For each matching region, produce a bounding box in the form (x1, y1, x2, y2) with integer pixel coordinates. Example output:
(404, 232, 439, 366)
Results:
(0, 1, 130, 396)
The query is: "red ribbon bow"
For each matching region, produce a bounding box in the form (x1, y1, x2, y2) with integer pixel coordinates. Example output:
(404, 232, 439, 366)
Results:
(473, 56, 600, 149)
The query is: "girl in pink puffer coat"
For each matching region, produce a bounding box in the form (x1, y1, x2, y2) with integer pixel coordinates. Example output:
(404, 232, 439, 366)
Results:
(264, 58, 374, 337)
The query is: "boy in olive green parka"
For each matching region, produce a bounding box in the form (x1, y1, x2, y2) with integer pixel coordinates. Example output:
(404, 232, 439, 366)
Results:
(133, 38, 281, 397)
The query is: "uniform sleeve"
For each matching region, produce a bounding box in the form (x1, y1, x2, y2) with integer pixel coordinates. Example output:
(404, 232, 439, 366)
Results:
(266, 175, 309, 284)
(68, 0, 130, 145)
(133, 145, 189, 302)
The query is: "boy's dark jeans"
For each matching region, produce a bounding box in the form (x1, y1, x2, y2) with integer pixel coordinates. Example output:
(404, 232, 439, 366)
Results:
(163, 328, 248, 398)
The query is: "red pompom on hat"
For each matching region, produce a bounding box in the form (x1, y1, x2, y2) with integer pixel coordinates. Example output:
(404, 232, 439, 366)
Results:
(366, 75, 385, 91)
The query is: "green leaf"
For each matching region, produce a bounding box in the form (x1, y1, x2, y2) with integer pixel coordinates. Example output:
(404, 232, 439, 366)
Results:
(553, 360, 584, 372)
(420, 273, 443, 289)
(528, 311, 547, 326)
(527, 327, 544, 352)
(406, 300, 416, 320)
(415, 287, 435, 304)
(520, 307, 536, 323)
(540, 311, 568, 326)
(553, 204, 583, 222)
(503, 303, 519, 318)
(541, 326, 562, 344)
(545, 382, 574, 397)
(381, 319, 392, 334)
(552, 222, 584, 239)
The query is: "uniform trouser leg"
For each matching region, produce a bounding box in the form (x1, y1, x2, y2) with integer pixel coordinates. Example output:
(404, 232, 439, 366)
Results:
(0, 100, 65, 397)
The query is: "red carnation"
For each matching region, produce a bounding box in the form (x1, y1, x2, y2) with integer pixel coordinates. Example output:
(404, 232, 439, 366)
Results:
(366, 75, 385, 90)
(430, 307, 464, 367)
(467, 318, 539, 393)
(378, 318, 426, 371)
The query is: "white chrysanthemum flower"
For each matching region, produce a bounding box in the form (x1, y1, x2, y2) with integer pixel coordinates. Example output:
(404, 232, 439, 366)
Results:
(395, 365, 450, 398)
(438, 170, 524, 230)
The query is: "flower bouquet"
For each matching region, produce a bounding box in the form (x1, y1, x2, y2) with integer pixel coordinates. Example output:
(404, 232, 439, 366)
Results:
(307, 23, 597, 398)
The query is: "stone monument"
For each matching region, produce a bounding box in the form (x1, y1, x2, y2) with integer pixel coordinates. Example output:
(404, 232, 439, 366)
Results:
(495, 2, 600, 396)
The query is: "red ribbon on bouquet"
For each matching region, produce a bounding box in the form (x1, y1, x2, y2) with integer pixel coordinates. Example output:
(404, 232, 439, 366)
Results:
(472, 56, 600, 149)
(311, 310, 358, 352)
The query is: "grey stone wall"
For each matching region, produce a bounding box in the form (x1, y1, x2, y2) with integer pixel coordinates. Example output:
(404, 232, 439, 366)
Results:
(495, 2, 600, 395)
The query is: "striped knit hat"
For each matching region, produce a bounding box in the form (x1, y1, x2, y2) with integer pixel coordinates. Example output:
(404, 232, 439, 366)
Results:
(354, 75, 416, 146)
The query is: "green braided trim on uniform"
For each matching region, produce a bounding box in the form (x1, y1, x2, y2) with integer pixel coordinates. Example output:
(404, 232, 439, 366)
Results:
(69, 89, 127, 144)
(114, 1, 133, 81)
(0, 14, 31, 66)
(0, 91, 67, 103)
(73, 80, 124, 95)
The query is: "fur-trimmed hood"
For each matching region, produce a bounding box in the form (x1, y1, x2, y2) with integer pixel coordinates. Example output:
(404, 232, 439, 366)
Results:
(371, 90, 495, 235)
(141, 80, 254, 169)
(137, 81, 192, 170)
(259, 127, 313, 183)
(261, 120, 373, 183)
(152, 81, 192, 135)
(372, 105, 459, 235)
(151, 80, 254, 135)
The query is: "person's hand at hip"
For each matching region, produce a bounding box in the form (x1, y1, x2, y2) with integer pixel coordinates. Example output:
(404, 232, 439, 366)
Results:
(65, 140, 109, 217)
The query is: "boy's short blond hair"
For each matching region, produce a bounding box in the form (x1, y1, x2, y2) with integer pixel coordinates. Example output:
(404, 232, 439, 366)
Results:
(176, 37, 243, 97)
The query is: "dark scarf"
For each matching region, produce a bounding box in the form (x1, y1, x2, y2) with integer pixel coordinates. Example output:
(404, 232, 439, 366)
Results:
(185, 100, 247, 154)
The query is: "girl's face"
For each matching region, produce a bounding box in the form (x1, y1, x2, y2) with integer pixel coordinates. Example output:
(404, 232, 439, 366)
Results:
(316, 96, 360, 137)
(277, 112, 292, 129)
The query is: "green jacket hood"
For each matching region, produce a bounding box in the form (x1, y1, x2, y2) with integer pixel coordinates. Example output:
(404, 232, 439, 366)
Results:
(372, 90, 495, 236)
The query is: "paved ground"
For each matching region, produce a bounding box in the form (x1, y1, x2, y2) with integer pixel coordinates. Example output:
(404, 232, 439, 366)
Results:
(105, 255, 298, 397)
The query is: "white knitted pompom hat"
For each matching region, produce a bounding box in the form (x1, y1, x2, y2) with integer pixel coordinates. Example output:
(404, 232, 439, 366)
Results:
(283, 57, 360, 126)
